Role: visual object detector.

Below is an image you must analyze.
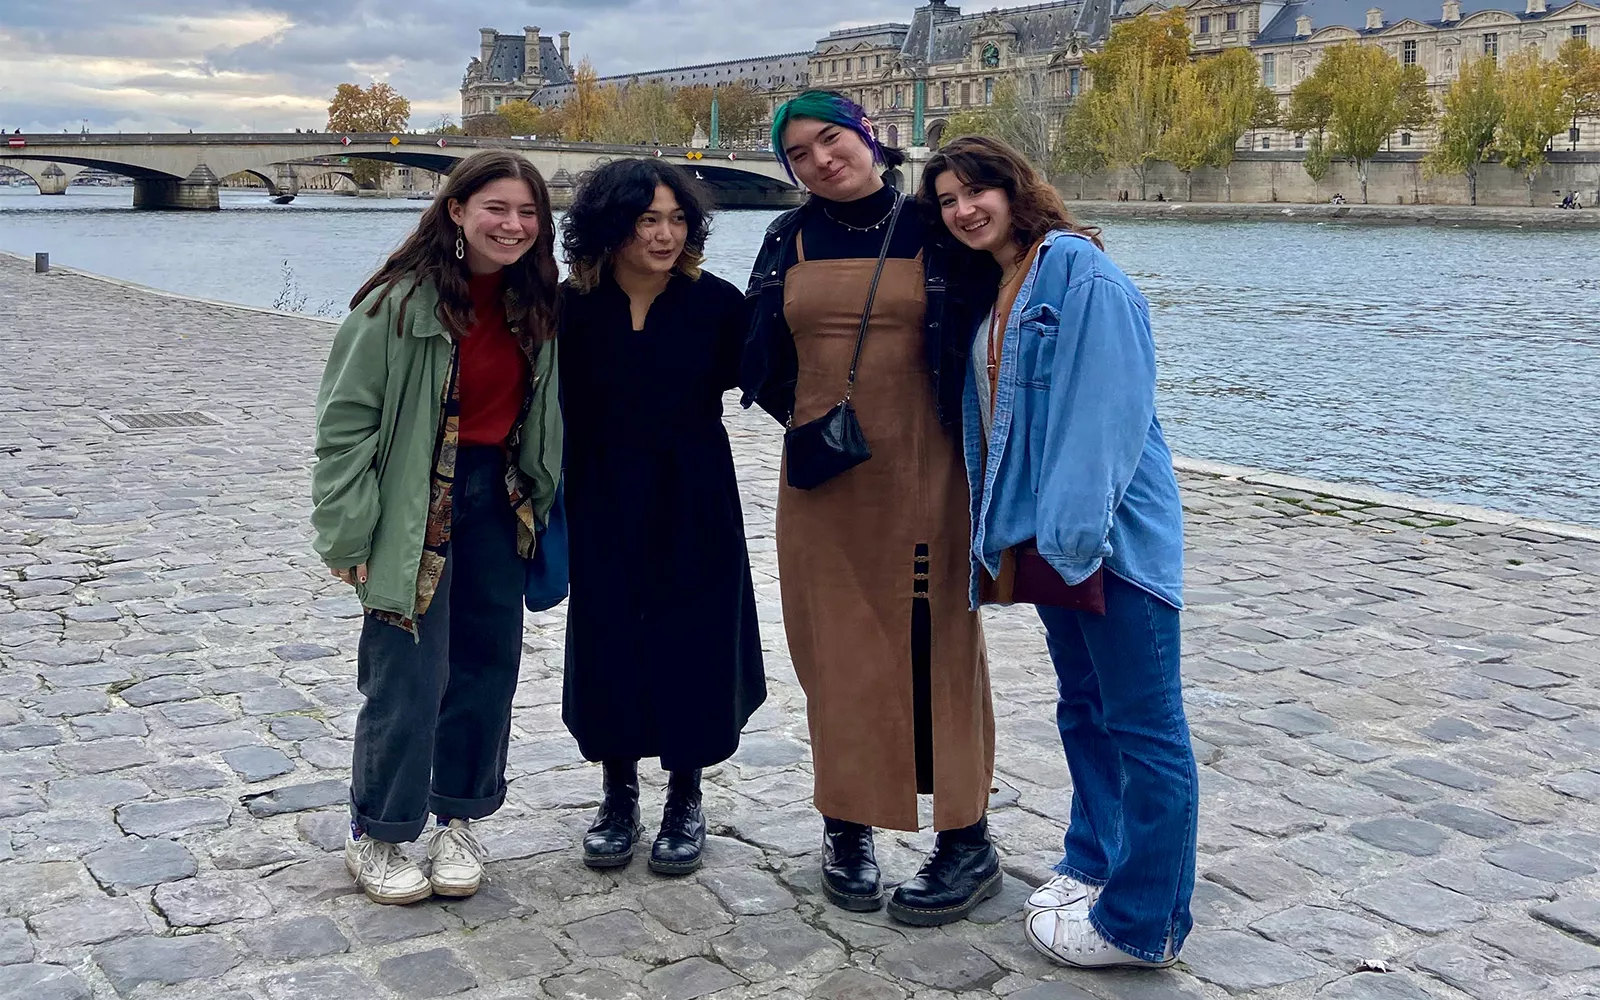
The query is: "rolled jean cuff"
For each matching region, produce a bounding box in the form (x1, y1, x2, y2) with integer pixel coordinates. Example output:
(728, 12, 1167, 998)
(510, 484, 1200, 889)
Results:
(350, 795, 429, 844)
(429, 784, 506, 822)
(1053, 860, 1108, 887)
(1087, 905, 1176, 965)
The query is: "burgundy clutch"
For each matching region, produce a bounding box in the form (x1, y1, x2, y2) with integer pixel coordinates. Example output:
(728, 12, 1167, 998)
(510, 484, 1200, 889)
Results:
(983, 542, 1106, 615)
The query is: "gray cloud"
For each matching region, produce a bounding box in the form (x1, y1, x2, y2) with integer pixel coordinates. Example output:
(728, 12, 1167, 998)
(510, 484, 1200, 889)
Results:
(0, 0, 917, 133)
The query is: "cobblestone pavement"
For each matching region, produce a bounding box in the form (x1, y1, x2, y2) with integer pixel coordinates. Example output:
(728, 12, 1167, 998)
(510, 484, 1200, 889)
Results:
(2, 255, 1599, 1000)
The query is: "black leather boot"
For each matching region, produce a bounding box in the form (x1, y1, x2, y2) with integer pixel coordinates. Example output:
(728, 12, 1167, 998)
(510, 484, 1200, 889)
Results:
(821, 816, 883, 912)
(583, 759, 644, 869)
(887, 816, 1001, 926)
(649, 768, 706, 875)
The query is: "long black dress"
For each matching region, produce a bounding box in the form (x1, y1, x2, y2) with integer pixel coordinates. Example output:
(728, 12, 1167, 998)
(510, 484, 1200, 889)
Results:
(559, 269, 765, 771)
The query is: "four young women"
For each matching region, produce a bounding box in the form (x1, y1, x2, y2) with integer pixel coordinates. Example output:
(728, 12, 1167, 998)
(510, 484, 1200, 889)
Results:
(311, 91, 1195, 971)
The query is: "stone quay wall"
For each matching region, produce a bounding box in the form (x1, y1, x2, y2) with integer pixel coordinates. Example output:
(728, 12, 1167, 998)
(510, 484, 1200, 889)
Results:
(1060, 150, 1600, 209)
(1, 252, 1598, 999)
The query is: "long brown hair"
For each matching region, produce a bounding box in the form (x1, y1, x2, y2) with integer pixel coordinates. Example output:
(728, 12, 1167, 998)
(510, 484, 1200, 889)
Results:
(351, 149, 559, 344)
(918, 136, 1103, 261)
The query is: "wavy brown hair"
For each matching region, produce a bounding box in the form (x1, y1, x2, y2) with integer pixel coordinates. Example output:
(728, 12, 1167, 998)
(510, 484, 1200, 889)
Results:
(351, 149, 559, 345)
(918, 136, 1103, 263)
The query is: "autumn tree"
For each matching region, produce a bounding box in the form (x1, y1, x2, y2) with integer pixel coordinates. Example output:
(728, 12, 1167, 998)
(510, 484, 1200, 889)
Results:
(1286, 42, 1431, 203)
(1076, 12, 1191, 200)
(1496, 48, 1570, 205)
(495, 100, 565, 138)
(1159, 66, 1216, 200)
(1557, 36, 1600, 144)
(1057, 99, 1107, 199)
(940, 76, 1062, 170)
(1425, 56, 1503, 205)
(561, 58, 609, 143)
(590, 81, 692, 145)
(326, 82, 412, 188)
(675, 82, 768, 146)
(1199, 47, 1279, 200)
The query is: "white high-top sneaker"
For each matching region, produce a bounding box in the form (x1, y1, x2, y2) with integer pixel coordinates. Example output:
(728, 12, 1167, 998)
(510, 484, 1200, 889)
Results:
(345, 835, 432, 905)
(427, 819, 487, 897)
(1026, 874, 1101, 913)
(1025, 907, 1177, 969)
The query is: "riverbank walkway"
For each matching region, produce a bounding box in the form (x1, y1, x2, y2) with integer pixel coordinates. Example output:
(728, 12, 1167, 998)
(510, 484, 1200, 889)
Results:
(1069, 200, 1600, 229)
(2, 253, 1598, 1000)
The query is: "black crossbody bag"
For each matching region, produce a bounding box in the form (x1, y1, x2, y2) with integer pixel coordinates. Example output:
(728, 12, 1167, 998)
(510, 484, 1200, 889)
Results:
(784, 194, 905, 491)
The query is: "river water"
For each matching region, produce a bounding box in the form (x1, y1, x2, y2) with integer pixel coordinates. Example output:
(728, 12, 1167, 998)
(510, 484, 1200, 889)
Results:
(5, 187, 1598, 527)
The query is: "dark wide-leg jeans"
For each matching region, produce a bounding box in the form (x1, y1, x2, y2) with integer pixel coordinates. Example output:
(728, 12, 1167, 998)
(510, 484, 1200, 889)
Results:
(350, 446, 525, 844)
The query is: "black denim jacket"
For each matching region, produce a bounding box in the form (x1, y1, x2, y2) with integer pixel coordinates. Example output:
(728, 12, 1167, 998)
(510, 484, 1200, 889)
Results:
(738, 198, 998, 429)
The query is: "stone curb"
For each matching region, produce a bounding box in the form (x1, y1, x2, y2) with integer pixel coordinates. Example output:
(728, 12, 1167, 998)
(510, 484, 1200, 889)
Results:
(6, 250, 1595, 543)
(1174, 455, 1600, 543)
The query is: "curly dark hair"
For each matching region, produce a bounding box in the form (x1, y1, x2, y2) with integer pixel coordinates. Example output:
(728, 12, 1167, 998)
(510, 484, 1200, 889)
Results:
(918, 136, 1103, 263)
(351, 149, 559, 345)
(561, 158, 713, 292)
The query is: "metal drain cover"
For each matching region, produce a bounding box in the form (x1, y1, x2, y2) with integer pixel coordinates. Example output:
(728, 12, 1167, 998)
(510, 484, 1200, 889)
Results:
(100, 411, 223, 432)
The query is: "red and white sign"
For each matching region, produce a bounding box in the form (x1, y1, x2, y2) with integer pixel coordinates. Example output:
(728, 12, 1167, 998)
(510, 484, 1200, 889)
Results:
(340, 135, 352, 146)
(728, 151, 737, 160)
(6, 137, 24, 148)
(436, 138, 448, 148)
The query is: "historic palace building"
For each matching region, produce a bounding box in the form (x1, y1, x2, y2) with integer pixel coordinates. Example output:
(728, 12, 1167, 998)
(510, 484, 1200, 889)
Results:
(464, 0, 1599, 152)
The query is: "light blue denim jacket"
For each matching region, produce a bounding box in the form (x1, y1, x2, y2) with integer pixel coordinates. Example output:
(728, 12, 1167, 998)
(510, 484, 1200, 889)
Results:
(964, 230, 1184, 610)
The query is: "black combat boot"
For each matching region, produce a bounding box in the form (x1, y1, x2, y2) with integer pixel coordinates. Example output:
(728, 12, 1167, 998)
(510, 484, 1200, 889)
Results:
(821, 816, 883, 911)
(583, 759, 644, 869)
(886, 816, 1001, 926)
(649, 768, 707, 875)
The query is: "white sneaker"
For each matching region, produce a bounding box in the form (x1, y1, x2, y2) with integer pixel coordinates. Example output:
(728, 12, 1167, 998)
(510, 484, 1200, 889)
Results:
(426, 819, 487, 897)
(345, 835, 432, 905)
(1027, 874, 1099, 912)
(1025, 907, 1177, 969)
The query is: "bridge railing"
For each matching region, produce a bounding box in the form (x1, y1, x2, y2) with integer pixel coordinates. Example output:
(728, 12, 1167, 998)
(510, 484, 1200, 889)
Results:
(2, 133, 779, 162)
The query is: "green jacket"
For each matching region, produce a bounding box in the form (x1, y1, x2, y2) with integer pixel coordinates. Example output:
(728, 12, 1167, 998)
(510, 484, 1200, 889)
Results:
(310, 278, 562, 619)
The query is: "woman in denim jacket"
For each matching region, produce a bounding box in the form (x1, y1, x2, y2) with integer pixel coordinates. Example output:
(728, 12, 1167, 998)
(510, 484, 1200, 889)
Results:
(919, 136, 1197, 970)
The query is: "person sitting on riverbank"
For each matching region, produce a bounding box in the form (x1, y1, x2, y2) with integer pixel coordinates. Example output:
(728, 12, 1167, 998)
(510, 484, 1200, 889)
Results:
(310, 149, 563, 905)
(921, 136, 1195, 971)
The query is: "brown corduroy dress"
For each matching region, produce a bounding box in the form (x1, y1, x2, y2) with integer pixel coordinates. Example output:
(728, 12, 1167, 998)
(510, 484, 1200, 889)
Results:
(777, 233, 994, 833)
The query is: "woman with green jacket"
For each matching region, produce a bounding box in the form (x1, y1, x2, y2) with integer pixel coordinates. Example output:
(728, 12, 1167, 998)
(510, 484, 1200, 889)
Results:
(311, 150, 563, 905)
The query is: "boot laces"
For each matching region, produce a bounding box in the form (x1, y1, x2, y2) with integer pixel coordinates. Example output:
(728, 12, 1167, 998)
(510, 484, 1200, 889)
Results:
(356, 838, 418, 892)
(427, 823, 487, 867)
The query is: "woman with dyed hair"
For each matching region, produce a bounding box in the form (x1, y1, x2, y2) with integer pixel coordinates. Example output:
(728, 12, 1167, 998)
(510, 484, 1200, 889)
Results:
(740, 90, 1000, 926)
(560, 157, 764, 876)
(920, 136, 1194, 969)
(312, 149, 563, 904)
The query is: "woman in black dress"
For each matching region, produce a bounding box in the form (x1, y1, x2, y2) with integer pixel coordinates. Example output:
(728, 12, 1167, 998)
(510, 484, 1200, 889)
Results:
(559, 158, 765, 875)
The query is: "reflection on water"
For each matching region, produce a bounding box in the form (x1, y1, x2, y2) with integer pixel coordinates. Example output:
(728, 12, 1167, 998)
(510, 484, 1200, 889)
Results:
(4, 187, 1598, 526)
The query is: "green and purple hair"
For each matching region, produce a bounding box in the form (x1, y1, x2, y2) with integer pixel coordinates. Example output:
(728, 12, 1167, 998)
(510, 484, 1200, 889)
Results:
(770, 89, 886, 183)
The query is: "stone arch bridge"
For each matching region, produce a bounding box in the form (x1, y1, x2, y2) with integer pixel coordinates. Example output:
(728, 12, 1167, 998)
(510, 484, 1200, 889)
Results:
(0, 133, 802, 209)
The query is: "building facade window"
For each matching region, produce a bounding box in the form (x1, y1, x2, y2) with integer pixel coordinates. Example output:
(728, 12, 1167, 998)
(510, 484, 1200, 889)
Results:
(1403, 39, 1417, 65)
(888, 124, 899, 146)
(1401, 132, 1412, 146)
(961, 81, 972, 105)
(1483, 33, 1498, 57)
(1294, 133, 1304, 149)
(1069, 67, 1082, 95)
(1261, 135, 1272, 149)
(941, 81, 950, 106)
(985, 78, 994, 103)
(1262, 53, 1276, 86)
(831, 60, 838, 75)
(894, 85, 904, 106)
(876, 55, 883, 69)
(1031, 74, 1041, 97)
(1199, 15, 1212, 33)
(1226, 12, 1239, 30)
(1574, 25, 1589, 43)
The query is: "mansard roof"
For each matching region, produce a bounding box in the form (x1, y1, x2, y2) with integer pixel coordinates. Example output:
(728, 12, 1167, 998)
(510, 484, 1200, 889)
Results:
(1257, 0, 1593, 44)
(482, 34, 574, 87)
(910, 1, 1099, 65)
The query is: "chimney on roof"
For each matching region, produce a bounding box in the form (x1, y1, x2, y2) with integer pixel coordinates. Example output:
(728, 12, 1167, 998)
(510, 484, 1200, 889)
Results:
(560, 31, 572, 73)
(524, 27, 541, 81)
(1526, 0, 1546, 14)
(1442, 0, 1461, 21)
(1365, 7, 1384, 28)
(479, 28, 496, 65)
(1295, 13, 1313, 36)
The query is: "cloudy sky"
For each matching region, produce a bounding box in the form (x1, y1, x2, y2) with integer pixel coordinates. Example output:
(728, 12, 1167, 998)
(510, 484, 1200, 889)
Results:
(0, 0, 922, 134)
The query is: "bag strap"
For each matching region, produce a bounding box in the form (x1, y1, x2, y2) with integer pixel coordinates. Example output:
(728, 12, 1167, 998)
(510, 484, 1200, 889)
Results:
(843, 193, 905, 402)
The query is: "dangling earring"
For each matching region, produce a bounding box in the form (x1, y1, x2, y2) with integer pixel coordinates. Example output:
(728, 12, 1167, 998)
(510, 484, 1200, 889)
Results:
(454, 226, 465, 261)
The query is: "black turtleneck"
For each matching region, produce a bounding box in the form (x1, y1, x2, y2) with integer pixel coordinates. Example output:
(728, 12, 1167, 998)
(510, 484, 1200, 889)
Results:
(800, 183, 925, 264)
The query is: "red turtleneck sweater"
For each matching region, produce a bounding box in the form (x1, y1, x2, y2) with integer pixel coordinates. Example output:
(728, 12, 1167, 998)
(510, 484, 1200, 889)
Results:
(459, 271, 531, 447)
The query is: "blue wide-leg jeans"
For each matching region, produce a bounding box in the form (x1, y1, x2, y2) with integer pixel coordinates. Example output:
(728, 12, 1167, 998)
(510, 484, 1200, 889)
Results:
(1036, 570, 1198, 963)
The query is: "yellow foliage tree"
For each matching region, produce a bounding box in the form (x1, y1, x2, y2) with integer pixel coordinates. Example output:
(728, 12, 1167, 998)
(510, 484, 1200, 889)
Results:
(675, 82, 769, 146)
(1496, 48, 1571, 205)
(1286, 43, 1432, 203)
(561, 59, 609, 143)
(1425, 56, 1503, 205)
(326, 82, 411, 188)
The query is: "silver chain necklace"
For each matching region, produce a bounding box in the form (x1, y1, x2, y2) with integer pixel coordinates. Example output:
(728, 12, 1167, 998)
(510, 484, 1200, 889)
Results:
(823, 200, 896, 233)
